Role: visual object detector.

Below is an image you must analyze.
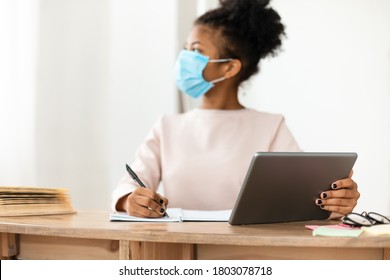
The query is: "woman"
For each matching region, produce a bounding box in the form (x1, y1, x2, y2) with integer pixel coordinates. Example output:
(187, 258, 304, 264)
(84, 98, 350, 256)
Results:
(112, 0, 359, 218)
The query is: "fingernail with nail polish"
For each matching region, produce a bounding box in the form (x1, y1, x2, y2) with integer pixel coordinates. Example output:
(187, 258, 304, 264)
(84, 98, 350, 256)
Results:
(159, 208, 165, 214)
(332, 183, 337, 189)
(316, 199, 322, 205)
(321, 193, 327, 199)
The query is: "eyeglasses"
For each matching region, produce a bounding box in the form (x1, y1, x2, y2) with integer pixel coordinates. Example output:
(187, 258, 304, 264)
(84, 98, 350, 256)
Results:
(342, 211, 390, 227)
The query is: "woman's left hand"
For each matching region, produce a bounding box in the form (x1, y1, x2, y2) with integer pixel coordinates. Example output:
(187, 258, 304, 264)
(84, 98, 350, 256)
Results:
(315, 171, 360, 219)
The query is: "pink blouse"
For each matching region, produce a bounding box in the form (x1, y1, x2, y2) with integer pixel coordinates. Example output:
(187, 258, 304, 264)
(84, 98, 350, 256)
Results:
(112, 108, 301, 211)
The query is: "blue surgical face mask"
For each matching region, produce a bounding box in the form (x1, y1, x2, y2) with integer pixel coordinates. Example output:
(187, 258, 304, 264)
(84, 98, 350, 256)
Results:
(174, 50, 233, 98)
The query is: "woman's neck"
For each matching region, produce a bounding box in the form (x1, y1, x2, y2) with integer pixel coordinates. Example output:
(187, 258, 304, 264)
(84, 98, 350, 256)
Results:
(200, 100, 244, 110)
(200, 86, 244, 110)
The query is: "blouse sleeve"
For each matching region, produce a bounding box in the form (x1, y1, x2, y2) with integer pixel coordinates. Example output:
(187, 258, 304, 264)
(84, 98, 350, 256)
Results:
(269, 117, 302, 152)
(111, 117, 163, 211)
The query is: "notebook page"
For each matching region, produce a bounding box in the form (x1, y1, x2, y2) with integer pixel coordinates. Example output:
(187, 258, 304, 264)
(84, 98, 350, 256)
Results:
(109, 208, 182, 222)
(362, 224, 390, 236)
(181, 209, 231, 221)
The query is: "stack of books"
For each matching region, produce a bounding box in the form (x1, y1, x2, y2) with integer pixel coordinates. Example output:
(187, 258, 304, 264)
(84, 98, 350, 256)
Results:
(0, 186, 75, 217)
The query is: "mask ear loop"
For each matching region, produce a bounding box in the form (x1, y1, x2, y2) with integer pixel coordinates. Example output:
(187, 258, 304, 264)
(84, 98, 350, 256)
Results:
(209, 58, 233, 63)
(207, 58, 234, 84)
(209, 76, 226, 84)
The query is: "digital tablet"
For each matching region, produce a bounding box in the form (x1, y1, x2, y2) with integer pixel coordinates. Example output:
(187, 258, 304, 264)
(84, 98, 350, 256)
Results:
(228, 152, 358, 225)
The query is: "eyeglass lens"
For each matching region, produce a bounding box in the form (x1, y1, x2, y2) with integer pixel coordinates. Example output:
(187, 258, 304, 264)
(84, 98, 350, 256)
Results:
(367, 212, 390, 224)
(343, 213, 372, 226)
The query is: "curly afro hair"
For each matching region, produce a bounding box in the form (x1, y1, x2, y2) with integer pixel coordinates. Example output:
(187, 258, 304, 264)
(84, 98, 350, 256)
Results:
(195, 0, 285, 84)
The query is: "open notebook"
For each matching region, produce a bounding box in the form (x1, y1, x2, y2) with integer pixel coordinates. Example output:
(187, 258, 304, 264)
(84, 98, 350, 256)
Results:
(109, 208, 231, 222)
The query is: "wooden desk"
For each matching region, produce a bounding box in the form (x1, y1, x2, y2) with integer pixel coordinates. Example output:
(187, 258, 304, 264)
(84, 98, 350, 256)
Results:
(0, 211, 389, 260)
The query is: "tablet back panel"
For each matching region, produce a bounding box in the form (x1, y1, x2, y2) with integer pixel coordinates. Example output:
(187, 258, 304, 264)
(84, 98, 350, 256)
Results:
(228, 152, 357, 225)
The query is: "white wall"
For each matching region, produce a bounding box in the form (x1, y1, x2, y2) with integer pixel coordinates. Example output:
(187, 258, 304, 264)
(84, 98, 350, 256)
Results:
(239, 0, 390, 214)
(0, 0, 39, 185)
(0, 0, 180, 211)
(34, 0, 180, 210)
(35, 0, 110, 210)
(107, 0, 179, 197)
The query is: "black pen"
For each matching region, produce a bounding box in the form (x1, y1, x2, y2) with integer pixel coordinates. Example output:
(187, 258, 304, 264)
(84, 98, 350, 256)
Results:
(126, 164, 146, 188)
(125, 164, 169, 217)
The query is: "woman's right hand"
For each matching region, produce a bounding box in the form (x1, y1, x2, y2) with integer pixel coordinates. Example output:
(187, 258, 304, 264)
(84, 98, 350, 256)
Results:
(116, 188, 169, 218)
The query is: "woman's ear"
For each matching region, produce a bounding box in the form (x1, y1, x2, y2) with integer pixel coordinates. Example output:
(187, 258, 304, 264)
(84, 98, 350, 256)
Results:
(224, 59, 242, 79)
